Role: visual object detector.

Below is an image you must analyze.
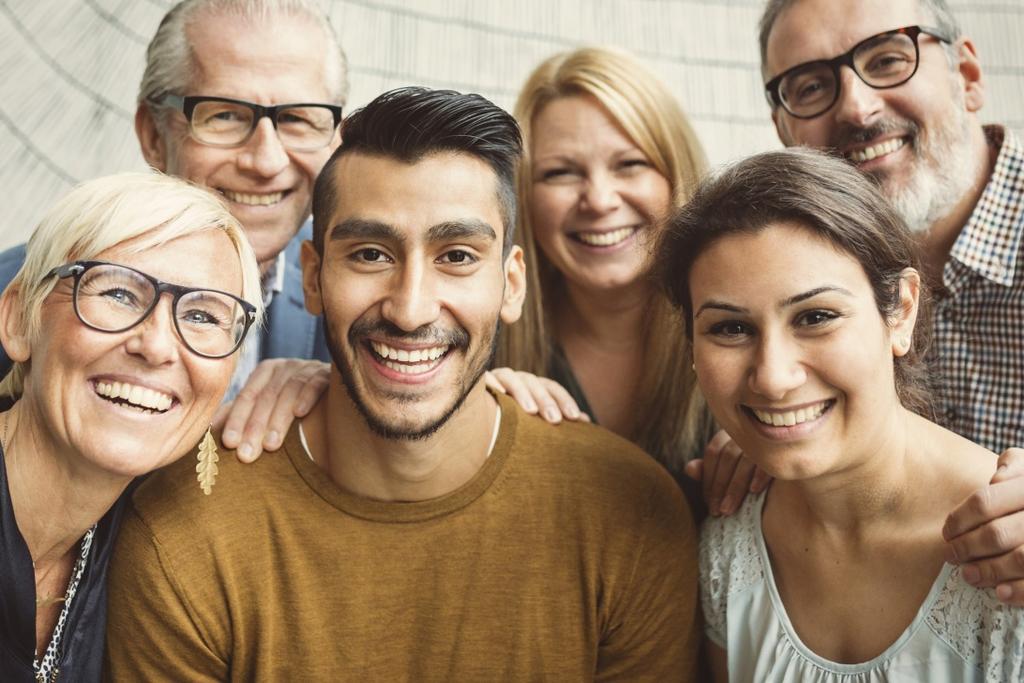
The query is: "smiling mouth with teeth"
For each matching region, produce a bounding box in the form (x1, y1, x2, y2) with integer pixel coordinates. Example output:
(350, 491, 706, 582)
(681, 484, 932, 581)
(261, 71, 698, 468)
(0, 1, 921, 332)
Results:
(221, 189, 287, 206)
(94, 380, 174, 414)
(747, 399, 835, 427)
(846, 138, 906, 163)
(369, 340, 450, 375)
(571, 226, 638, 247)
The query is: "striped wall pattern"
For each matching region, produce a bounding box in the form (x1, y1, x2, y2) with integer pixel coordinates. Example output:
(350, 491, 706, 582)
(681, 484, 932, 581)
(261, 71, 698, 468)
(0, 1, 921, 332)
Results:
(1, 0, 1022, 249)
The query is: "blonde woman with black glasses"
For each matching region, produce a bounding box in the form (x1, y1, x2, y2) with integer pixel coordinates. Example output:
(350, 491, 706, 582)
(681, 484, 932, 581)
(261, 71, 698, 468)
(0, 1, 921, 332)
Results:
(0, 172, 262, 680)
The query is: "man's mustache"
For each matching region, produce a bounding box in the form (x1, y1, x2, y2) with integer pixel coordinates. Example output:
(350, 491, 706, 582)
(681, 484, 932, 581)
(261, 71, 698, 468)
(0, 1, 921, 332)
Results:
(348, 318, 470, 350)
(826, 119, 920, 153)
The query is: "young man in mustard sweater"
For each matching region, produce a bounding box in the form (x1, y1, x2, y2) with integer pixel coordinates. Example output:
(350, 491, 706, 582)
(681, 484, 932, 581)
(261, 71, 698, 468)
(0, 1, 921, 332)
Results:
(105, 87, 700, 681)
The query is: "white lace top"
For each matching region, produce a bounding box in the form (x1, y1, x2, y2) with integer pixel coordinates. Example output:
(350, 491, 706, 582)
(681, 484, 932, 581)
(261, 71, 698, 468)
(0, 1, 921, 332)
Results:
(700, 492, 1024, 682)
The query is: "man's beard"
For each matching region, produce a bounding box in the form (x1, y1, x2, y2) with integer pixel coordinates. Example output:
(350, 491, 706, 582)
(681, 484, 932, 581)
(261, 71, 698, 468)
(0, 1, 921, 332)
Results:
(826, 86, 978, 234)
(322, 313, 499, 441)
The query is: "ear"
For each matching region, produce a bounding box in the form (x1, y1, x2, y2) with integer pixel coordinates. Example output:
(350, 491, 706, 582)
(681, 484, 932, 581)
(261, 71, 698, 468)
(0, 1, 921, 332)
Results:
(499, 245, 526, 325)
(300, 240, 324, 316)
(954, 38, 985, 113)
(0, 285, 31, 363)
(770, 106, 792, 146)
(890, 268, 921, 358)
(135, 104, 169, 172)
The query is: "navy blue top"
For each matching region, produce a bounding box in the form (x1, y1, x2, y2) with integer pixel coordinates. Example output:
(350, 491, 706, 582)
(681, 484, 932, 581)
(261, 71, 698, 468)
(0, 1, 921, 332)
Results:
(0, 411, 132, 682)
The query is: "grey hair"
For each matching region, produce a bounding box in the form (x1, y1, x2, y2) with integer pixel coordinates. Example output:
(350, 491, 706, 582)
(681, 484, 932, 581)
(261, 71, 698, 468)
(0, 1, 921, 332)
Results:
(758, 0, 963, 76)
(138, 0, 348, 127)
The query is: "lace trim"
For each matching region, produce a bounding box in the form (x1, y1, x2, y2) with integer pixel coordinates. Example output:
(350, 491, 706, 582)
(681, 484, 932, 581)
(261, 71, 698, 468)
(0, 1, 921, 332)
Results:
(699, 492, 765, 644)
(926, 566, 1024, 681)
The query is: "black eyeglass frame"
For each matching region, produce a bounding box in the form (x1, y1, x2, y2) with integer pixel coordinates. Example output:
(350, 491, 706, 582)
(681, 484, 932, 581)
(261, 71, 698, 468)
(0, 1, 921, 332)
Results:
(47, 260, 257, 359)
(150, 94, 343, 150)
(764, 25, 954, 119)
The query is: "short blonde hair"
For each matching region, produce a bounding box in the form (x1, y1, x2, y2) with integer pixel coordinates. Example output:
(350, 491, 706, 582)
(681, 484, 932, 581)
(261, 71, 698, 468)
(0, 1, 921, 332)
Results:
(495, 46, 710, 472)
(1, 171, 263, 397)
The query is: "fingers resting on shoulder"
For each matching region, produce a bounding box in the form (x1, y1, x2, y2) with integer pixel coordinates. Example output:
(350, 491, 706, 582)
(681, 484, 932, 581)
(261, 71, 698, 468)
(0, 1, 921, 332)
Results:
(214, 358, 331, 463)
(943, 447, 1024, 606)
(485, 368, 589, 424)
(685, 429, 772, 517)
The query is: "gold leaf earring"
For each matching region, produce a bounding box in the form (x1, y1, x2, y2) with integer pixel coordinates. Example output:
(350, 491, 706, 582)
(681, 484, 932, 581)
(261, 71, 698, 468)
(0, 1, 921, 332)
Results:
(196, 427, 219, 495)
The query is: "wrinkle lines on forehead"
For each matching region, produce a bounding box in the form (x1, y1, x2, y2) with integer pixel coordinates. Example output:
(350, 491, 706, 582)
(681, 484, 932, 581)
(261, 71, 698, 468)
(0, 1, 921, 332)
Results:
(695, 285, 855, 318)
(329, 218, 497, 245)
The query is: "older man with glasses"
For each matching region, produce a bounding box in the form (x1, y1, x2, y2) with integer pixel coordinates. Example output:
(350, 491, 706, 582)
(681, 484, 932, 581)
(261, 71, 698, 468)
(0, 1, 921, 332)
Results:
(755, 0, 1024, 607)
(0, 0, 345, 460)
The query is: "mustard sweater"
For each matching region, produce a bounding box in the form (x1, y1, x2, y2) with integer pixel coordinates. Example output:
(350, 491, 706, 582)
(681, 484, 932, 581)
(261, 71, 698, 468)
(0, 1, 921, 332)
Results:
(105, 393, 699, 681)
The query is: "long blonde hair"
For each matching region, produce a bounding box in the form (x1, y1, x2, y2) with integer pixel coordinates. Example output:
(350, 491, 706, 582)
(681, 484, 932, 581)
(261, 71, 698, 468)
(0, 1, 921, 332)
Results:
(495, 46, 709, 471)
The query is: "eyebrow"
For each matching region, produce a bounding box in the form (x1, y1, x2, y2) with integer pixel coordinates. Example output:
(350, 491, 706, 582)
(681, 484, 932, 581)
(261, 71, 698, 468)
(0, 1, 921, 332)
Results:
(427, 219, 496, 243)
(328, 218, 497, 245)
(329, 219, 402, 243)
(694, 285, 854, 318)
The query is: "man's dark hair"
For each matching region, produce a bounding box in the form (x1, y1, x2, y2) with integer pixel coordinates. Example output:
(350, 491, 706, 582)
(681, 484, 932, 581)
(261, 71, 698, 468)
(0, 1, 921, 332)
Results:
(313, 86, 522, 256)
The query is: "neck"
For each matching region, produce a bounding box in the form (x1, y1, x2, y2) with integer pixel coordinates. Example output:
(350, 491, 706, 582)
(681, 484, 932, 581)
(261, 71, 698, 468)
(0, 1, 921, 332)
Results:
(3, 401, 129, 566)
(305, 374, 499, 502)
(917, 124, 996, 283)
(558, 279, 652, 349)
(771, 406, 925, 539)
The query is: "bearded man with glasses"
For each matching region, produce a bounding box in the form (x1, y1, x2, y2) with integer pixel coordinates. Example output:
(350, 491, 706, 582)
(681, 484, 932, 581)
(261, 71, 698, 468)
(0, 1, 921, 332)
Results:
(0, 0, 347, 462)
(750, 0, 1024, 610)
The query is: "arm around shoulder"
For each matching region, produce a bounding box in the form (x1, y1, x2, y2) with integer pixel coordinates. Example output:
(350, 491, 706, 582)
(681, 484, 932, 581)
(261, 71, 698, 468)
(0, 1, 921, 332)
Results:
(104, 506, 226, 681)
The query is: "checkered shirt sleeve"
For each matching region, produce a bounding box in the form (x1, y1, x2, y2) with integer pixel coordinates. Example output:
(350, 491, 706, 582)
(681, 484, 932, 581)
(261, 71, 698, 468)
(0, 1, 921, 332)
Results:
(932, 125, 1024, 453)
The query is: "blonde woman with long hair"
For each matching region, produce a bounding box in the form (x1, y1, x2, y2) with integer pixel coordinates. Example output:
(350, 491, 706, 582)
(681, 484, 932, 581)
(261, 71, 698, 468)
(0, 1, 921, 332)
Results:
(491, 47, 734, 502)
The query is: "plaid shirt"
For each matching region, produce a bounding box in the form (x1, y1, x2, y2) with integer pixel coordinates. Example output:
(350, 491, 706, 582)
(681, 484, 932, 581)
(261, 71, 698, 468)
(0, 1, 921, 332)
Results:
(931, 125, 1024, 453)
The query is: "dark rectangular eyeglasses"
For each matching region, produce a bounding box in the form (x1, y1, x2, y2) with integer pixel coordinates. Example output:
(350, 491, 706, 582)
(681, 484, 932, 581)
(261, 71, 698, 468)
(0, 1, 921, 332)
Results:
(764, 25, 954, 119)
(48, 261, 256, 359)
(150, 94, 343, 151)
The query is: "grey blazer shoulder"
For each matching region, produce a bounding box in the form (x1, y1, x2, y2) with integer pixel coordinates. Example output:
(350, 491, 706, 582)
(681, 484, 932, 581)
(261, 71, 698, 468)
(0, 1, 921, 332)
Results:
(0, 222, 329, 383)
(0, 243, 26, 380)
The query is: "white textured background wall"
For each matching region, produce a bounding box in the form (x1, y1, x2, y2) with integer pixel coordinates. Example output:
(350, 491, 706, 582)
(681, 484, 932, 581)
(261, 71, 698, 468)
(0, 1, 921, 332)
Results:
(1, 0, 1022, 250)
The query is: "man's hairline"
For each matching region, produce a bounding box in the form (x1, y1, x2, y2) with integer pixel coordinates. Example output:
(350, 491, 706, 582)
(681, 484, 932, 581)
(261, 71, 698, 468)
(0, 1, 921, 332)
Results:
(319, 148, 513, 254)
(145, 6, 343, 135)
(759, 0, 957, 81)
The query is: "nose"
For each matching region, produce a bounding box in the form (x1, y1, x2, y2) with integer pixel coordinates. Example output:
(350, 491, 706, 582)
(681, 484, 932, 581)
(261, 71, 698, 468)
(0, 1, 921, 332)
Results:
(238, 117, 290, 177)
(123, 297, 181, 366)
(747, 331, 806, 400)
(380, 261, 442, 332)
(579, 171, 622, 215)
(832, 66, 884, 128)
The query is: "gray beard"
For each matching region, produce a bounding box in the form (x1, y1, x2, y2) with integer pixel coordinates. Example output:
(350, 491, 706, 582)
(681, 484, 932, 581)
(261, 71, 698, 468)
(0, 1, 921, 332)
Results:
(879, 108, 977, 235)
(868, 86, 979, 235)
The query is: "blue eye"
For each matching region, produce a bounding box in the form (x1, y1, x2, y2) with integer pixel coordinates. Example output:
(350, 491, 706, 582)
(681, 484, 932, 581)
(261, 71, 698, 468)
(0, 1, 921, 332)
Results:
(101, 288, 143, 309)
(180, 309, 221, 326)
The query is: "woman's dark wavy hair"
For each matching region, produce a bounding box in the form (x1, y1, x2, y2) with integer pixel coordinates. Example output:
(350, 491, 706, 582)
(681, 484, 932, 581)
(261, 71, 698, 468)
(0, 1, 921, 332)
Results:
(655, 147, 934, 416)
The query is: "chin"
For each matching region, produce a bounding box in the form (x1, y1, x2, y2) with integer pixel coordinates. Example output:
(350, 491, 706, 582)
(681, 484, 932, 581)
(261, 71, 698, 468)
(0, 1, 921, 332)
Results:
(357, 394, 467, 441)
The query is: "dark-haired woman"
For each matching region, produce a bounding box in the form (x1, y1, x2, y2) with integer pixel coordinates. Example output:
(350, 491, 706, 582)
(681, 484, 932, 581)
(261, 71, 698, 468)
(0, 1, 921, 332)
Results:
(658, 148, 1023, 681)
